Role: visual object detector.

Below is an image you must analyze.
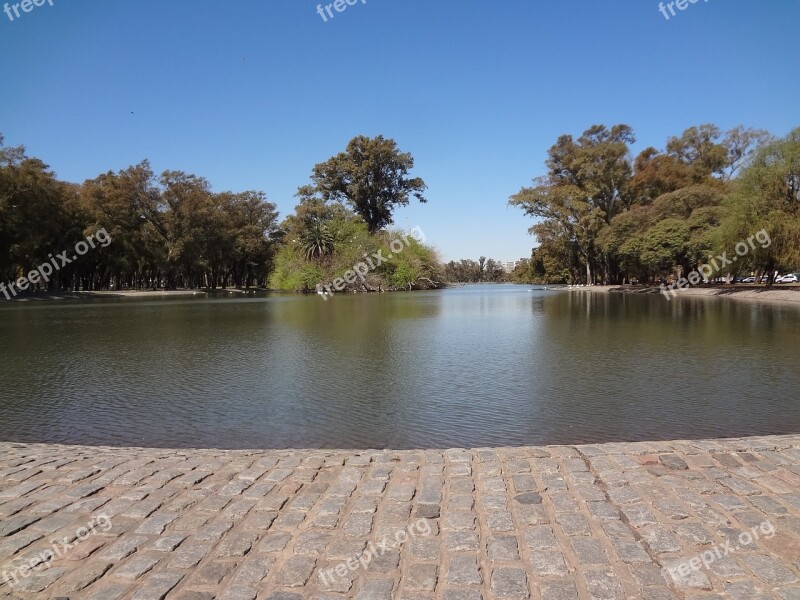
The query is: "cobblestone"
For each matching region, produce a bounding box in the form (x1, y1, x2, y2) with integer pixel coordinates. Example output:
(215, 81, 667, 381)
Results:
(0, 434, 799, 598)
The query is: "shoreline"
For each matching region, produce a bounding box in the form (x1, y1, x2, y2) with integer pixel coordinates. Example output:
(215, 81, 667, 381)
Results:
(0, 286, 446, 303)
(3, 432, 798, 454)
(567, 284, 800, 306)
(0, 288, 267, 302)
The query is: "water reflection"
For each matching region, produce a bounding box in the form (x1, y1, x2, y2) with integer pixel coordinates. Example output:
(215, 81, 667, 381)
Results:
(0, 286, 797, 448)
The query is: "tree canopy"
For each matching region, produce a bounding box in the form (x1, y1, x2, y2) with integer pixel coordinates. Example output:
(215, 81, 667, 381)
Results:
(510, 123, 789, 286)
(307, 135, 427, 232)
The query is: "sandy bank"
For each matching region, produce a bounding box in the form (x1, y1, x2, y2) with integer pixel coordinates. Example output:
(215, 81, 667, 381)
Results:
(568, 284, 800, 306)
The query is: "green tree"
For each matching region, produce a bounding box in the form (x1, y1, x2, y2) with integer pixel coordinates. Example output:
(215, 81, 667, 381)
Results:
(301, 222, 335, 260)
(717, 128, 800, 285)
(510, 124, 635, 285)
(308, 135, 427, 232)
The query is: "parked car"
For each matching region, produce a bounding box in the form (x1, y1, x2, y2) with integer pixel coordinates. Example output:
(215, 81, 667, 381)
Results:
(776, 274, 799, 283)
(742, 276, 756, 283)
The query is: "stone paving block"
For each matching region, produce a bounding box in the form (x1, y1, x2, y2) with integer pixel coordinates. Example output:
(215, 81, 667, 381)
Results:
(216, 530, 259, 557)
(488, 535, 521, 560)
(446, 555, 482, 585)
(708, 555, 747, 577)
(610, 539, 651, 564)
(112, 552, 161, 580)
(570, 538, 609, 565)
(556, 512, 591, 536)
(0, 515, 39, 537)
(442, 511, 476, 531)
(63, 535, 108, 560)
(444, 531, 480, 552)
(531, 550, 569, 576)
(170, 543, 211, 568)
(491, 567, 529, 599)
(586, 501, 620, 521)
(233, 556, 275, 585)
(152, 533, 188, 551)
(274, 556, 317, 587)
(719, 477, 762, 496)
(367, 549, 401, 572)
(4, 566, 70, 594)
(405, 562, 438, 591)
(355, 578, 394, 600)
(86, 581, 134, 599)
(630, 563, 669, 586)
(192, 559, 238, 585)
(217, 585, 258, 600)
(540, 580, 579, 600)
(324, 537, 367, 560)
(487, 511, 515, 531)
(584, 568, 626, 599)
(482, 494, 508, 510)
(723, 580, 773, 600)
(47, 561, 112, 595)
(525, 525, 558, 550)
(195, 520, 235, 541)
(743, 554, 799, 585)
(620, 504, 658, 527)
(549, 491, 579, 513)
(640, 525, 682, 554)
(98, 534, 147, 560)
(661, 558, 712, 590)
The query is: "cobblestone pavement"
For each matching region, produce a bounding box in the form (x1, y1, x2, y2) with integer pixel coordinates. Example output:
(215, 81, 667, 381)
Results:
(1, 435, 799, 600)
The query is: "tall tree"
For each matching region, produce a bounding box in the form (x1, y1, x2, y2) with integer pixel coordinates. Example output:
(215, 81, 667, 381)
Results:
(717, 128, 800, 284)
(510, 124, 635, 284)
(666, 124, 729, 182)
(308, 135, 427, 232)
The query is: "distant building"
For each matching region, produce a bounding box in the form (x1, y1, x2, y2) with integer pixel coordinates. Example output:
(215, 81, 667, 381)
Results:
(501, 260, 518, 273)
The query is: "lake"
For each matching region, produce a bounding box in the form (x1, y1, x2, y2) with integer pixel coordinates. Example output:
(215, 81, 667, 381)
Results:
(0, 285, 798, 449)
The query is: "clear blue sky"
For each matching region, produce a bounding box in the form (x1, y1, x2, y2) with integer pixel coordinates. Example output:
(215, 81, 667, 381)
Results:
(2, 0, 798, 262)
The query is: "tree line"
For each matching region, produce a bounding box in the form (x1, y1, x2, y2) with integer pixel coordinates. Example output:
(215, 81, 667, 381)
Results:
(509, 124, 800, 286)
(442, 257, 508, 283)
(0, 133, 441, 294)
(0, 136, 280, 291)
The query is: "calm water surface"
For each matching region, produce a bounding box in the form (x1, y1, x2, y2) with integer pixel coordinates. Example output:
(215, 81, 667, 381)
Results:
(0, 285, 798, 448)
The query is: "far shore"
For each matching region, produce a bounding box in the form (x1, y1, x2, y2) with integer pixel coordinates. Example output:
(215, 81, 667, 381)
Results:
(567, 284, 800, 306)
(0, 288, 268, 303)
(3, 284, 800, 307)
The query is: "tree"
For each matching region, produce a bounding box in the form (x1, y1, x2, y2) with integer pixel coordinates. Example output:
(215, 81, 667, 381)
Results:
(630, 147, 694, 204)
(666, 124, 729, 182)
(722, 126, 772, 180)
(224, 191, 279, 288)
(301, 222, 334, 260)
(1, 133, 281, 293)
(717, 128, 800, 285)
(510, 124, 635, 285)
(0, 146, 81, 287)
(308, 135, 427, 232)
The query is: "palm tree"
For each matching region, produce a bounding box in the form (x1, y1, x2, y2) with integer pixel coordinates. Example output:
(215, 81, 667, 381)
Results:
(302, 222, 334, 260)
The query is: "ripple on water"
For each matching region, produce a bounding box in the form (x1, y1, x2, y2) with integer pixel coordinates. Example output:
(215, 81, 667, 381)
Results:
(0, 287, 798, 448)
